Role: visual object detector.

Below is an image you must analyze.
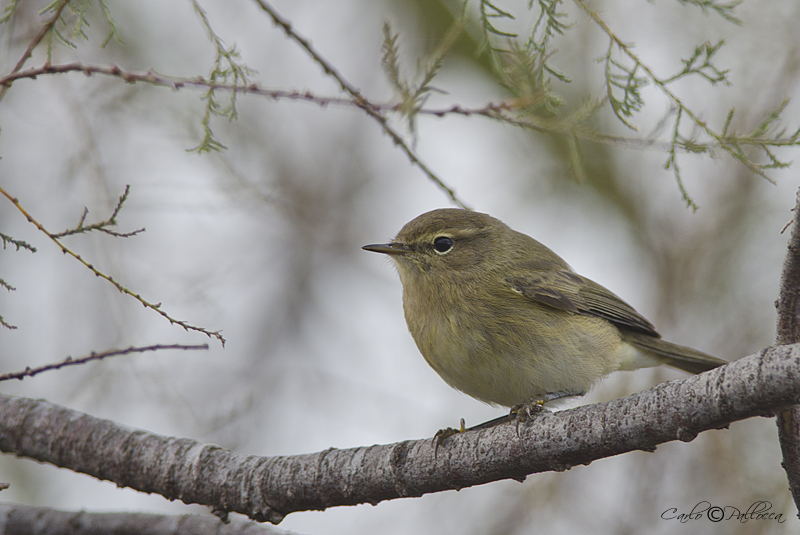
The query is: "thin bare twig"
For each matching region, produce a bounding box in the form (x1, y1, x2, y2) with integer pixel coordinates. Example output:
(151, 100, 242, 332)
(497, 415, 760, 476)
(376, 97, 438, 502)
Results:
(0, 344, 209, 382)
(251, 0, 469, 209)
(0, 184, 226, 345)
(50, 185, 145, 238)
(0, 63, 698, 155)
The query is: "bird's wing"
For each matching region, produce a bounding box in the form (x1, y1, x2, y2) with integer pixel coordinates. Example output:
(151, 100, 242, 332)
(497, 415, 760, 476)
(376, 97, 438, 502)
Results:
(506, 271, 660, 337)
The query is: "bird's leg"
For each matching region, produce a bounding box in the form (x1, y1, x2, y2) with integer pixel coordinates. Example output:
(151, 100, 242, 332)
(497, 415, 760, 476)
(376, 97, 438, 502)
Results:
(432, 391, 584, 453)
(469, 391, 586, 432)
(511, 391, 584, 436)
(466, 414, 513, 431)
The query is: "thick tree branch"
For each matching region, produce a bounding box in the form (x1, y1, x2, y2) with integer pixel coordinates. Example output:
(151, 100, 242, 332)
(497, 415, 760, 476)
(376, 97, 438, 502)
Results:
(776, 187, 800, 515)
(776, 188, 800, 344)
(1, 344, 798, 524)
(0, 503, 284, 535)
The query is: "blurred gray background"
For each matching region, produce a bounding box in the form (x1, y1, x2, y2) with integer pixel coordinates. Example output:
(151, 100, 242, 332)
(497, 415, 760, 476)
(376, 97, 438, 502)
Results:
(1, 0, 798, 533)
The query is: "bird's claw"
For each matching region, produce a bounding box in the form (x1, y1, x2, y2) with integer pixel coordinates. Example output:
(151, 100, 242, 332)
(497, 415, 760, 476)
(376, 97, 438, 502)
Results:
(510, 399, 547, 436)
(433, 418, 466, 457)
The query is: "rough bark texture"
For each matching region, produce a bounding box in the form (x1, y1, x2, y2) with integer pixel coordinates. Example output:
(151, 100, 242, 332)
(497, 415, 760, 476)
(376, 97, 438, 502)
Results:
(2, 343, 799, 524)
(775, 187, 800, 517)
(776, 190, 800, 345)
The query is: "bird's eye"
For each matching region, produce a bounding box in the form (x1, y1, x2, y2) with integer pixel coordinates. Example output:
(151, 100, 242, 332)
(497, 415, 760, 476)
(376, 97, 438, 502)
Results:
(433, 236, 454, 254)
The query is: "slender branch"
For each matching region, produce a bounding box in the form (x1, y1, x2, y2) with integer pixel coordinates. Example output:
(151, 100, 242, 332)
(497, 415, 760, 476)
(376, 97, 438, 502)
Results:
(1, 344, 798, 524)
(430, 102, 679, 151)
(775, 187, 800, 517)
(0, 63, 679, 153)
(0, 344, 209, 382)
(0, 61, 313, 95)
(250, 0, 469, 209)
(0, 0, 71, 103)
(51, 184, 145, 238)
(0, 185, 226, 345)
(6, 62, 792, 159)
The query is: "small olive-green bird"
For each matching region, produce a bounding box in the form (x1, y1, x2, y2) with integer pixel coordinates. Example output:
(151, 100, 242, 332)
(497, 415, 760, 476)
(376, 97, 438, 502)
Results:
(363, 208, 726, 411)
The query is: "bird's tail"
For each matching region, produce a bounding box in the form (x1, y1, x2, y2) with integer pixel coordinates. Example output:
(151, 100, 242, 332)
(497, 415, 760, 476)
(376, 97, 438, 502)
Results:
(624, 332, 727, 374)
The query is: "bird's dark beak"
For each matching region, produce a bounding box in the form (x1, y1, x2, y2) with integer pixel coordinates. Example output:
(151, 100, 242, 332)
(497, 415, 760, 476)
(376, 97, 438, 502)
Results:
(362, 242, 410, 256)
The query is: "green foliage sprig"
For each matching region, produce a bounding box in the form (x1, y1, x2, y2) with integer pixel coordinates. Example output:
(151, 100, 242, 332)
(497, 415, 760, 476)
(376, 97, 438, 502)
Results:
(381, 17, 465, 135)
(663, 40, 730, 85)
(188, 0, 256, 153)
(575, 0, 798, 207)
(460, 0, 800, 207)
(3, 0, 797, 212)
(0, 233, 36, 253)
(479, 0, 569, 116)
(40, 0, 122, 55)
(676, 0, 743, 25)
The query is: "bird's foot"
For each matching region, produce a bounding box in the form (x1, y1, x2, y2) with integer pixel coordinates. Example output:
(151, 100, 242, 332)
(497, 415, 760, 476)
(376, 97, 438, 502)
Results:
(433, 418, 466, 457)
(510, 391, 584, 436)
(433, 390, 585, 452)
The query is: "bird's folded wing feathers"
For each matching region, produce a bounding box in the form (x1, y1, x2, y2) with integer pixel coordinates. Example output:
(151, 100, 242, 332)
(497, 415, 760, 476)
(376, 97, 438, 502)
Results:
(506, 271, 660, 337)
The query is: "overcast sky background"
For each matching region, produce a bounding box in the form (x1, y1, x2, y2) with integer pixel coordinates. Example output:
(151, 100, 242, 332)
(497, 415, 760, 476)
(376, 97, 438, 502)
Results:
(1, 0, 799, 533)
